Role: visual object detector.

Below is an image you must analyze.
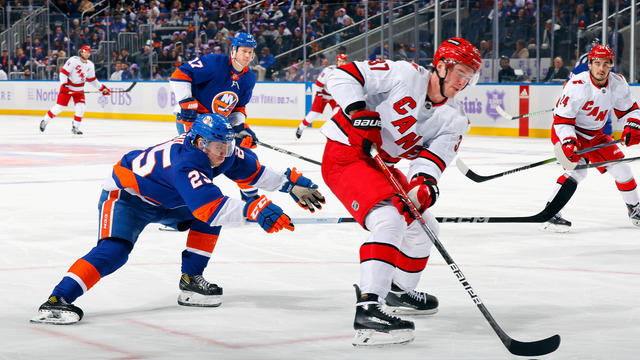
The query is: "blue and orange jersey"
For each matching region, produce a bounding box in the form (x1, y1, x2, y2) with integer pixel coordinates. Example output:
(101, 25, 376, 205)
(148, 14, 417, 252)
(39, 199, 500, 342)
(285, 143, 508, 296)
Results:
(109, 134, 265, 225)
(170, 54, 256, 118)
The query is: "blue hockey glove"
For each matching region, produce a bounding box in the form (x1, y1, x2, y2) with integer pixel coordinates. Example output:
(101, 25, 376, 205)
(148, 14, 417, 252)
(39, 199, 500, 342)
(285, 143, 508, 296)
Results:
(280, 168, 325, 213)
(178, 97, 199, 123)
(244, 195, 294, 233)
(233, 123, 258, 149)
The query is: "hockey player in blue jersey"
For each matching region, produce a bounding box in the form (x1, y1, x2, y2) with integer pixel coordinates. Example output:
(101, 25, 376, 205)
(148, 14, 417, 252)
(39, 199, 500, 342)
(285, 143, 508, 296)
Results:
(171, 31, 261, 201)
(31, 113, 325, 325)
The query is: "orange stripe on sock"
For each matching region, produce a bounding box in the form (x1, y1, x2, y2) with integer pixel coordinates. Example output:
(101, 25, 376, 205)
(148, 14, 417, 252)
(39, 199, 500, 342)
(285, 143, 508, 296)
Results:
(186, 230, 219, 253)
(100, 190, 119, 239)
(68, 258, 101, 290)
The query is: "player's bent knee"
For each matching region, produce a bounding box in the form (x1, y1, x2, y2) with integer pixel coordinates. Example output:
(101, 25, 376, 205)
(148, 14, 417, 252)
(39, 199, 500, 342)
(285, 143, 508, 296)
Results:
(83, 237, 133, 277)
(607, 162, 634, 183)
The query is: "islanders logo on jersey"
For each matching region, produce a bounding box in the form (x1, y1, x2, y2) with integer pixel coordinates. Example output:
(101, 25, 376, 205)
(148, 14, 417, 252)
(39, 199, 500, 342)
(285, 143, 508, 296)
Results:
(211, 91, 239, 116)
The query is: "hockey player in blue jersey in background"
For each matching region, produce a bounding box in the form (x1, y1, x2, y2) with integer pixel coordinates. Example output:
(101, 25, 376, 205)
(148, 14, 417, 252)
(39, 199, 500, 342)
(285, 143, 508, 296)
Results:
(31, 113, 325, 325)
(170, 32, 261, 201)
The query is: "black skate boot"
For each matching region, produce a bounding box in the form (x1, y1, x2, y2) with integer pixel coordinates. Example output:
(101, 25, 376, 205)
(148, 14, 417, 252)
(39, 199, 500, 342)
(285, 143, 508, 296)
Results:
(541, 203, 572, 233)
(627, 203, 640, 227)
(352, 284, 414, 346)
(39, 119, 48, 132)
(71, 125, 83, 135)
(385, 283, 439, 315)
(295, 123, 306, 139)
(31, 296, 83, 325)
(177, 273, 223, 307)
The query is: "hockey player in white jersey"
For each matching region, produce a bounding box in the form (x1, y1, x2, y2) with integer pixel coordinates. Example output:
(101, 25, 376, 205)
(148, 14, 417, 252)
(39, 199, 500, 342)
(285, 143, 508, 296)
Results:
(542, 45, 640, 232)
(295, 54, 348, 139)
(321, 38, 481, 345)
(39, 45, 111, 135)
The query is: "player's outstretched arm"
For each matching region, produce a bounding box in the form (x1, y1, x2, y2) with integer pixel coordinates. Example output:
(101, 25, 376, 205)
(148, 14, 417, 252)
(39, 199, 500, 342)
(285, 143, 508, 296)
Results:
(279, 168, 325, 213)
(244, 195, 294, 233)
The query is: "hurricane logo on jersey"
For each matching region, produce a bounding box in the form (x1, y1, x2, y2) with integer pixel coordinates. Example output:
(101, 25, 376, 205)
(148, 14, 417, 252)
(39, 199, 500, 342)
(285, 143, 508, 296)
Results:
(211, 91, 239, 116)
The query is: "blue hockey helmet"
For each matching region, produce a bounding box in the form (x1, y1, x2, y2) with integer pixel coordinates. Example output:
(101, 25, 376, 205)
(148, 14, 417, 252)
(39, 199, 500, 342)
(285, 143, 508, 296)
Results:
(231, 32, 257, 50)
(188, 113, 235, 157)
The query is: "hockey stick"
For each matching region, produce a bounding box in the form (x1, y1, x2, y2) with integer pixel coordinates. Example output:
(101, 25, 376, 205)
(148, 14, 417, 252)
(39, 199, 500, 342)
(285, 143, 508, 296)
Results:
(370, 146, 560, 357)
(573, 154, 640, 170)
(82, 81, 137, 94)
(291, 179, 576, 224)
(457, 140, 623, 183)
(253, 139, 322, 166)
(496, 106, 553, 120)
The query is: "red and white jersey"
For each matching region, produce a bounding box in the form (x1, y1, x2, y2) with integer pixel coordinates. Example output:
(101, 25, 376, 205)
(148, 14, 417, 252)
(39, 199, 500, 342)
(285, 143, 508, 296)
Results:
(323, 60, 469, 181)
(314, 65, 336, 99)
(553, 71, 640, 141)
(59, 56, 102, 92)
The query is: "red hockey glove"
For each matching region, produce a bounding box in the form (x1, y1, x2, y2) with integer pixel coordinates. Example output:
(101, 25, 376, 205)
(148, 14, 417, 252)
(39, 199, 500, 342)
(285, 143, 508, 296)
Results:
(280, 167, 325, 213)
(99, 85, 111, 96)
(561, 137, 580, 162)
(244, 195, 294, 233)
(392, 173, 439, 225)
(622, 118, 640, 146)
(347, 110, 382, 158)
(233, 123, 258, 149)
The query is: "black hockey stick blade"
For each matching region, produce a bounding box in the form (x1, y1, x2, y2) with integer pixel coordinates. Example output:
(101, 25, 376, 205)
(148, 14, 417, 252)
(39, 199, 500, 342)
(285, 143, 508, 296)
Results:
(122, 81, 137, 92)
(504, 332, 561, 357)
(83, 81, 137, 94)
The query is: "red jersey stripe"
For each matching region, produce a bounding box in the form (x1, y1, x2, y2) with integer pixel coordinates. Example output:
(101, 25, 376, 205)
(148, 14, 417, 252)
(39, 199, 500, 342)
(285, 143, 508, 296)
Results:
(416, 149, 446, 172)
(553, 114, 576, 126)
(614, 102, 639, 119)
(360, 242, 429, 273)
(337, 63, 364, 86)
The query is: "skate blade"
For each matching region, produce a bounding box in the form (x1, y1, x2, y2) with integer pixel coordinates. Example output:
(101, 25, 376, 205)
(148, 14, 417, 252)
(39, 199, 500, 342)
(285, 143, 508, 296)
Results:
(387, 306, 438, 316)
(352, 329, 414, 346)
(177, 291, 222, 307)
(30, 310, 80, 325)
(539, 222, 571, 233)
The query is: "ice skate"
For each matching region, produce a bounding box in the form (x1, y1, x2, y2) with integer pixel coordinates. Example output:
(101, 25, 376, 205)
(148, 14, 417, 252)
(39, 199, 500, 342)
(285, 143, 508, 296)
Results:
(39, 119, 48, 132)
(295, 123, 307, 139)
(541, 207, 571, 233)
(30, 296, 83, 325)
(352, 285, 414, 346)
(385, 284, 438, 315)
(71, 124, 83, 135)
(627, 203, 640, 227)
(177, 273, 223, 307)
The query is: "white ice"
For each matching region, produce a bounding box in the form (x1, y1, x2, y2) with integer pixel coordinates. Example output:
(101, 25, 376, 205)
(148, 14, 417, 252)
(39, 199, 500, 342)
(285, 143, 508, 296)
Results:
(1, 116, 639, 360)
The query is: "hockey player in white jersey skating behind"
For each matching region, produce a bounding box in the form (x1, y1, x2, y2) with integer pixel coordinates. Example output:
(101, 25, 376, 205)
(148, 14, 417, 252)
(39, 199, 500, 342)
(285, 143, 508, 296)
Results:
(542, 44, 640, 232)
(295, 54, 348, 139)
(39, 45, 111, 135)
(321, 38, 481, 345)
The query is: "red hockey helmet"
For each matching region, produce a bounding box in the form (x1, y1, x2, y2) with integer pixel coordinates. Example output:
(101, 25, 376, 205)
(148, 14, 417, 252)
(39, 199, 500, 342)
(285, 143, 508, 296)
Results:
(588, 44, 614, 64)
(79, 45, 92, 56)
(433, 37, 482, 73)
(336, 53, 348, 62)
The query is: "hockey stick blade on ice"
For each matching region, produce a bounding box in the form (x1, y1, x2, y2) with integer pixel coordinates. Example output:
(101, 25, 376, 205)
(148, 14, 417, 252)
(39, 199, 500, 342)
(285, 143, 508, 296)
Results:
(370, 147, 561, 357)
(83, 81, 137, 94)
(496, 106, 553, 120)
(293, 179, 576, 225)
(457, 140, 623, 182)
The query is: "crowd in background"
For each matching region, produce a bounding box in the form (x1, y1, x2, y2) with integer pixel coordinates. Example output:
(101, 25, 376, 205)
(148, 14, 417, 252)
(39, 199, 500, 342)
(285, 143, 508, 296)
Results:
(0, 0, 632, 82)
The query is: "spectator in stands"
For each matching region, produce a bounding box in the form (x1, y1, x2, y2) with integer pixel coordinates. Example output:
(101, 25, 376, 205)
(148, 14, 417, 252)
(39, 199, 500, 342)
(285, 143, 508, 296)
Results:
(120, 48, 132, 64)
(512, 39, 529, 59)
(110, 61, 123, 81)
(127, 63, 141, 81)
(498, 56, 517, 82)
(479, 40, 492, 58)
(0, 50, 8, 70)
(369, 43, 389, 61)
(285, 64, 302, 82)
(543, 56, 570, 82)
(213, 46, 222, 54)
(217, 20, 229, 39)
(338, 17, 357, 42)
(151, 65, 163, 81)
(14, 48, 28, 70)
(0, 65, 7, 80)
(406, 44, 428, 66)
(78, 0, 95, 14)
(205, 21, 217, 39)
(252, 46, 275, 81)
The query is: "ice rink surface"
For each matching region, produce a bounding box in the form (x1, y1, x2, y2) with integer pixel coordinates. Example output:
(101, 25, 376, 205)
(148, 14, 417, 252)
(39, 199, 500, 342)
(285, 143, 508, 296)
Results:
(1, 115, 639, 360)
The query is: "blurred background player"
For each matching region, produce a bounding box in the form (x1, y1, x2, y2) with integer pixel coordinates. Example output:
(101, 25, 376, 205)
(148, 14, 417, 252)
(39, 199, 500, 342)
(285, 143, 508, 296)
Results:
(31, 113, 325, 325)
(295, 53, 348, 139)
(322, 38, 481, 345)
(39, 45, 110, 135)
(170, 32, 261, 201)
(543, 45, 640, 232)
